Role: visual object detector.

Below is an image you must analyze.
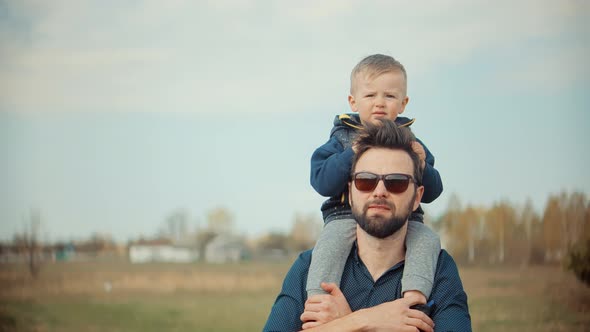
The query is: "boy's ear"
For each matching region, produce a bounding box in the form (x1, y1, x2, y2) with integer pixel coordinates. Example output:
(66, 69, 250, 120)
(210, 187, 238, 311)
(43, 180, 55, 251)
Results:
(348, 95, 358, 112)
(399, 95, 410, 114)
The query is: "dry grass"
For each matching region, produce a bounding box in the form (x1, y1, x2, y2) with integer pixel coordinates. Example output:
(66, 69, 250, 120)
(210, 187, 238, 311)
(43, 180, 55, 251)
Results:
(0, 260, 289, 298)
(0, 261, 589, 331)
(460, 265, 590, 331)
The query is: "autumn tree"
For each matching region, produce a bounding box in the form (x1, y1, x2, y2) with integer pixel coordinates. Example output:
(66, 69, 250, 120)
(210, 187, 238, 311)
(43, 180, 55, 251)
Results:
(257, 232, 290, 253)
(484, 201, 517, 264)
(564, 193, 590, 284)
(563, 192, 587, 248)
(565, 239, 590, 286)
(288, 213, 322, 252)
(439, 193, 463, 250)
(206, 207, 234, 235)
(520, 198, 538, 266)
(191, 207, 236, 261)
(444, 205, 481, 264)
(542, 194, 565, 262)
(435, 191, 588, 267)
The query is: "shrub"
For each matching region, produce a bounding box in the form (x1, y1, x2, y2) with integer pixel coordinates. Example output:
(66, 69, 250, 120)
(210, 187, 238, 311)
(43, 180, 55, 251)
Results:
(565, 239, 590, 286)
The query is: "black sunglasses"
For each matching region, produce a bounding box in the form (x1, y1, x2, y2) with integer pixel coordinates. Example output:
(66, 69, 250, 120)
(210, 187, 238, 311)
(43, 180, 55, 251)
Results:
(353, 172, 416, 194)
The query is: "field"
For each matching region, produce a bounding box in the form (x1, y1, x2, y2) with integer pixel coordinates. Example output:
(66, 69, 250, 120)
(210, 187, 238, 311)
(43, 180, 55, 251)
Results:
(1, 259, 589, 332)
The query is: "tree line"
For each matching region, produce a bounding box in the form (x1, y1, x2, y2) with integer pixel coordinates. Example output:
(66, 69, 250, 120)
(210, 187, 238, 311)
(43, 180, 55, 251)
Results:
(5, 191, 589, 285)
(436, 191, 590, 275)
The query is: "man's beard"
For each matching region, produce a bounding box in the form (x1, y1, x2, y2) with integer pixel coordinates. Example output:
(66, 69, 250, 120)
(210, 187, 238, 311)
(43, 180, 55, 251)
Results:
(351, 193, 415, 239)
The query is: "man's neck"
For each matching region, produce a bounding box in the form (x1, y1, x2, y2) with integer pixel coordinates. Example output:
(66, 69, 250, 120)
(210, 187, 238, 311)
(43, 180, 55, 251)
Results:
(356, 223, 407, 282)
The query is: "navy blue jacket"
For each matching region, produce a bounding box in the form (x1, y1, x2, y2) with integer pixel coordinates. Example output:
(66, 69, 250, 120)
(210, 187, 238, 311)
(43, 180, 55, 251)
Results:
(310, 114, 443, 223)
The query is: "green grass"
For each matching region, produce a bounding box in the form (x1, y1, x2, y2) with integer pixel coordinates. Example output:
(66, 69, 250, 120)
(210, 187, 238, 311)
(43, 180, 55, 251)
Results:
(1, 292, 277, 332)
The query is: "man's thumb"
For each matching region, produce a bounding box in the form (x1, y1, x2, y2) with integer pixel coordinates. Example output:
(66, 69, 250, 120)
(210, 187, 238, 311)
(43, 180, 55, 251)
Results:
(321, 282, 342, 296)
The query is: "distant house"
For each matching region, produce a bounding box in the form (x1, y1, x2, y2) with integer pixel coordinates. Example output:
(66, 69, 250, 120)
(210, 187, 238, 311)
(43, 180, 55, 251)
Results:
(204, 234, 246, 264)
(55, 243, 75, 261)
(129, 245, 198, 263)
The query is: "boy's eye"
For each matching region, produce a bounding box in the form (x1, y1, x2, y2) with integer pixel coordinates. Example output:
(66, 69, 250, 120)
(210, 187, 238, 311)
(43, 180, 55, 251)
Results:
(386, 94, 395, 98)
(365, 94, 374, 97)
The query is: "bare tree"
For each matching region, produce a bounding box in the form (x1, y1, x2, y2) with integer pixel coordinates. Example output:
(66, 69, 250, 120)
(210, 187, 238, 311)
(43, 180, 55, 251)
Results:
(520, 198, 538, 266)
(543, 195, 564, 261)
(157, 209, 191, 242)
(16, 209, 43, 278)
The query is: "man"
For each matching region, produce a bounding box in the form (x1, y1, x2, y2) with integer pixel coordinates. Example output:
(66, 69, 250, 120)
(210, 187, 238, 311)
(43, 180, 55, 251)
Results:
(264, 120, 471, 331)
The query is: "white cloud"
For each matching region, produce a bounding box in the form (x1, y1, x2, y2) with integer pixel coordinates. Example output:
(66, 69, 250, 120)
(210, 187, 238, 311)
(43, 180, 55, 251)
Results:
(493, 45, 590, 93)
(0, 0, 587, 113)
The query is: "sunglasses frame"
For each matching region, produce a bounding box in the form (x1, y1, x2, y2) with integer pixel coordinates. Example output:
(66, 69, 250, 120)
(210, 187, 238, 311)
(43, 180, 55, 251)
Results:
(352, 172, 416, 194)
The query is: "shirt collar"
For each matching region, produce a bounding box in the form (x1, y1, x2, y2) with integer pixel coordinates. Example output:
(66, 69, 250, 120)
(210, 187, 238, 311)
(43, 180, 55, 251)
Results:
(352, 241, 406, 277)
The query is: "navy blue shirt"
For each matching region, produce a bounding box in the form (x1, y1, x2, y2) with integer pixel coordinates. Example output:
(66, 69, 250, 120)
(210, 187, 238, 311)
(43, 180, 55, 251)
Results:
(263, 245, 471, 332)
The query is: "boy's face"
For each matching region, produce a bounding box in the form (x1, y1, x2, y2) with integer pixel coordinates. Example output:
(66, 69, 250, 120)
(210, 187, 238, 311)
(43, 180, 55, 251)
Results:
(348, 70, 409, 125)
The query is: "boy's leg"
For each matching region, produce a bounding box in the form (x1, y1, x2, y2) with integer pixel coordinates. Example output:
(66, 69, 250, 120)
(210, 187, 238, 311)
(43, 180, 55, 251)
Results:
(402, 220, 441, 300)
(307, 218, 356, 297)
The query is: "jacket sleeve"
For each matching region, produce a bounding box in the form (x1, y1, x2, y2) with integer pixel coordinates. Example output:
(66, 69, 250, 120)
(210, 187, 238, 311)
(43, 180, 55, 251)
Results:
(310, 136, 355, 197)
(416, 137, 443, 203)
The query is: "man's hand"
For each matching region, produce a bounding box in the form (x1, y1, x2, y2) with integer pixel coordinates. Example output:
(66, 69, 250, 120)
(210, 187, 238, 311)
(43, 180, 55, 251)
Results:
(411, 141, 426, 170)
(355, 297, 435, 332)
(300, 282, 352, 329)
(299, 296, 434, 332)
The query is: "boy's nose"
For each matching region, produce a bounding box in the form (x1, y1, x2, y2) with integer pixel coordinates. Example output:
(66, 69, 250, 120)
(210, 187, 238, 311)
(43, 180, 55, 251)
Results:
(375, 96, 385, 106)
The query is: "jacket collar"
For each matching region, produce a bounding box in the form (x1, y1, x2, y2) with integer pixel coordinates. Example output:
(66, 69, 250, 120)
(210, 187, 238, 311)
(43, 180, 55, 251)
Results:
(336, 113, 415, 130)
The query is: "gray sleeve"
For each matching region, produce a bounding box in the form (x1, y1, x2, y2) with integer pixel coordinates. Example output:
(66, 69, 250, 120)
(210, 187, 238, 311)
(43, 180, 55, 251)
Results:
(402, 220, 441, 298)
(306, 218, 356, 296)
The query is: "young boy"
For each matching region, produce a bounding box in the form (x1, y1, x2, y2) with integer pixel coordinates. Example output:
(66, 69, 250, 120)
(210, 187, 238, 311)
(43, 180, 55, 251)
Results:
(308, 54, 443, 305)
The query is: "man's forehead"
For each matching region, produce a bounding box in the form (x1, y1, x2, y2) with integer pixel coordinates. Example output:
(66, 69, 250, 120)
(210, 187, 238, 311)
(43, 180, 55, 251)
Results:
(354, 148, 413, 174)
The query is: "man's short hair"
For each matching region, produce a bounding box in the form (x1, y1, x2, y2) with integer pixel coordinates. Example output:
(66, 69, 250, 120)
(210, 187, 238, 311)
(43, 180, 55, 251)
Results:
(351, 119, 423, 183)
(350, 54, 407, 95)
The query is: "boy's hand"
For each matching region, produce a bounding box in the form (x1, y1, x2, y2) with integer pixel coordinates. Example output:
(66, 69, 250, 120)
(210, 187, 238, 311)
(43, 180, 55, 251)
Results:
(300, 282, 352, 329)
(411, 141, 426, 170)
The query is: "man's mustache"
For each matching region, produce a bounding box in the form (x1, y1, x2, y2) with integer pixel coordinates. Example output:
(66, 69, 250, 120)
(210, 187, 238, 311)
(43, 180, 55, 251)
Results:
(363, 199, 396, 212)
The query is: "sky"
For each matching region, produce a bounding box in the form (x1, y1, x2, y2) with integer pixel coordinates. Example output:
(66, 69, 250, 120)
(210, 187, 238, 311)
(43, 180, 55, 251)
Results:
(1, 0, 589, 242)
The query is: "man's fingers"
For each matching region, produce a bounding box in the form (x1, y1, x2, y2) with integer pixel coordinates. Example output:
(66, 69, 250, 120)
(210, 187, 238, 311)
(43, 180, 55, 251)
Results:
(320, 282, 342, 296)
(301, 309, 331, 322)
(405, 317, 434, 332)
(408, 310, 434, 327)
(301, 321, 321, 330)
(305, 294, 328, 304)
(303, 303, 326, 313)
(300, 310, 318, 323)
(399, 296, 422, 307)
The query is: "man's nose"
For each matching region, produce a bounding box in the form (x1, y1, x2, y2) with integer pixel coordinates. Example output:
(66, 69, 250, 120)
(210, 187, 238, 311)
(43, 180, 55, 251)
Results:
(372, 179, 389, 197)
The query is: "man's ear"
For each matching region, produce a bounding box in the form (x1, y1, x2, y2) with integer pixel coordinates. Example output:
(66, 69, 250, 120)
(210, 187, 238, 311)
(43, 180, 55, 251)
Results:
(348, 95, 358, 112)
(412, 185, 424, 211)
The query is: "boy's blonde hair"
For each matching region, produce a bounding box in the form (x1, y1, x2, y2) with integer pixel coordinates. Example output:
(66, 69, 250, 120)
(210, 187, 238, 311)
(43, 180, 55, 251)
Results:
(350, 54, 407, 95)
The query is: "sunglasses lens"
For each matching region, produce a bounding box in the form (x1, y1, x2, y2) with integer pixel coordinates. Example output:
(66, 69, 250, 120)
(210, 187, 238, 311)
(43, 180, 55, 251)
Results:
(384, 175, 411, 193)
(354, 173, 378, 192)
